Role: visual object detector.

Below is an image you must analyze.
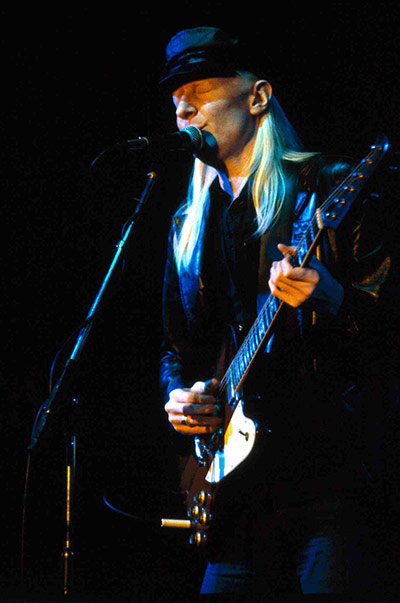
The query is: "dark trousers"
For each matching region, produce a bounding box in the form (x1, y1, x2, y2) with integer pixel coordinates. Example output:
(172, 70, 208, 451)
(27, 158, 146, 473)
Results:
(200, 489, 397, 601)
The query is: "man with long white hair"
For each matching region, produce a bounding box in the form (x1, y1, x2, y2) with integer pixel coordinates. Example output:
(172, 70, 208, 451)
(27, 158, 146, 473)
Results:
(160, 26, 394, 599)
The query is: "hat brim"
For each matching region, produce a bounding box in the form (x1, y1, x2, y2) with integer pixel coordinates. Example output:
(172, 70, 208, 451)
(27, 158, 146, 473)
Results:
(160, 66, 239, 93)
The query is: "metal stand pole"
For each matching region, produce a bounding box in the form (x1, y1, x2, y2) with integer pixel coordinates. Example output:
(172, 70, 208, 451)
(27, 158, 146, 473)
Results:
(25, 171, 158, 597)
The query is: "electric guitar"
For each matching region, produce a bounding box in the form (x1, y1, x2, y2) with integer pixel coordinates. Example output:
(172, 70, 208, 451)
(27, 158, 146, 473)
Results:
(165, 135, 391, 546)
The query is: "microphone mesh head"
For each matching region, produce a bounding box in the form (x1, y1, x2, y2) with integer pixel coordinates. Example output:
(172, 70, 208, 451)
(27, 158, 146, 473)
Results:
(182, 126, 203, 151)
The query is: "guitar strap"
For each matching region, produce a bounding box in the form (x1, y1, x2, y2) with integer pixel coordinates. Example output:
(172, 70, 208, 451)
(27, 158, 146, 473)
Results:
(257, 171, 299, 309)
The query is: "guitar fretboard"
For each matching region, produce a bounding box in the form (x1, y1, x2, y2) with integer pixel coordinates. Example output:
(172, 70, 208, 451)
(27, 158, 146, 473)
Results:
(226, 294, 280, 401)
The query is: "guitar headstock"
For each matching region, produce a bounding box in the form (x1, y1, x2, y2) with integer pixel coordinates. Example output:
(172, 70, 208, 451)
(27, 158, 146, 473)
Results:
(320, 134, 390, 231)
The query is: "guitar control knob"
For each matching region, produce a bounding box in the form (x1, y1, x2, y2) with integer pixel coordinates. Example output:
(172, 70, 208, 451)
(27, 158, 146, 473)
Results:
(190, 531, 207, 547)
(188, 504, 200, 520)
(199, 509, 212, 526)
(194, 490, 210, 506)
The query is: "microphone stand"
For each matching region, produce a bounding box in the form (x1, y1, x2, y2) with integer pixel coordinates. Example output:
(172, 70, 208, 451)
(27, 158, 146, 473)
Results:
(26, 170, 157, 597)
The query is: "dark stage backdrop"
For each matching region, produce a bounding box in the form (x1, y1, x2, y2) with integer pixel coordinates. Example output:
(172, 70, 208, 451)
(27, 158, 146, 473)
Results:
(2, 3, 399, 601)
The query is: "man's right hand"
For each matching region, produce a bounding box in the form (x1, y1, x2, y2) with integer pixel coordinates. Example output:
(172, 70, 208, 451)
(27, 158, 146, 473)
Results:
(164, 378, 221, 434)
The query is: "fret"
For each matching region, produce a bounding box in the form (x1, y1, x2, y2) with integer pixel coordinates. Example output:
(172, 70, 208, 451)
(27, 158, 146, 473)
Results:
(239, 355, 244, 380)
(257, 310, 265, 336)
(231, 360, 239, 392)
(246, 340, 253, 363)
(236, 356, 242, 381)
(225, 369, 231, 399)
(245, 341, 251, 364)
(306, 221, 317, 247)
(248, 332, 254, 356)
(255, 322, 262, 346)
(233, 360, 240, 389)
(227, 367, 235, 402)
(251, 329, 257, 354)
(297, 233, 311, 264)
(266, 298, 276, 323)
(241, 344, 247, 367)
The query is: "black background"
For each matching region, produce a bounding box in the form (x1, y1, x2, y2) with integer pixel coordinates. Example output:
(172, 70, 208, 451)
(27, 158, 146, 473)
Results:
(2, 2, 399, 601)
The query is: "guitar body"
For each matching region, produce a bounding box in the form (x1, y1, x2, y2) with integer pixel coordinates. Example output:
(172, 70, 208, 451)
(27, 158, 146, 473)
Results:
(205, 399, 257, 484)
(181, 368, 275, 548)
(181, 397, 267, 548)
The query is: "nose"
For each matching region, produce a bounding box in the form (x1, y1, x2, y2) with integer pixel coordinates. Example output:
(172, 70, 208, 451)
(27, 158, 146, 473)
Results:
(175, 98, 197, 123)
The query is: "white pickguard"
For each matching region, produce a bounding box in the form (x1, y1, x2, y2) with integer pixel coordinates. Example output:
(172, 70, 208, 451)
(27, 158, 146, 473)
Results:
(205, 400, 256, 484)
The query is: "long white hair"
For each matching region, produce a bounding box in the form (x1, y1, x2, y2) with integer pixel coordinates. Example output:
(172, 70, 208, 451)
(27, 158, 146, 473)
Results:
(174, 80, 318, 273)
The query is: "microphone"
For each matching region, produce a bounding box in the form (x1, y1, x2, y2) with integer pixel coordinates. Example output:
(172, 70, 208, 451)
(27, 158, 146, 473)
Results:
(90, 126, 217, 169)
(125, 125, 205, 153)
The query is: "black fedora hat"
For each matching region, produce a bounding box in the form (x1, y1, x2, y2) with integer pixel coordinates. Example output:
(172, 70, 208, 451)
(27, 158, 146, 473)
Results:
(160, 26, 263, 91)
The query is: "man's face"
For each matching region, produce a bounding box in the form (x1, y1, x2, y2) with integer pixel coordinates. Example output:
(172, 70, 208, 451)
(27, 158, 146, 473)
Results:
(172, 76, 256, 166)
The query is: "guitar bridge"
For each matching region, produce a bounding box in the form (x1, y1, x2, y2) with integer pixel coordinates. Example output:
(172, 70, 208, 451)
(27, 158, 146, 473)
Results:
(194, 436, 208, 466)
(194, 430, 223, 466)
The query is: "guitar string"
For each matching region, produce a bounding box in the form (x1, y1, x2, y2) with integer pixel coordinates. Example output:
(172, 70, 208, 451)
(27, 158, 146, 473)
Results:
(216, 147, 379, 399)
